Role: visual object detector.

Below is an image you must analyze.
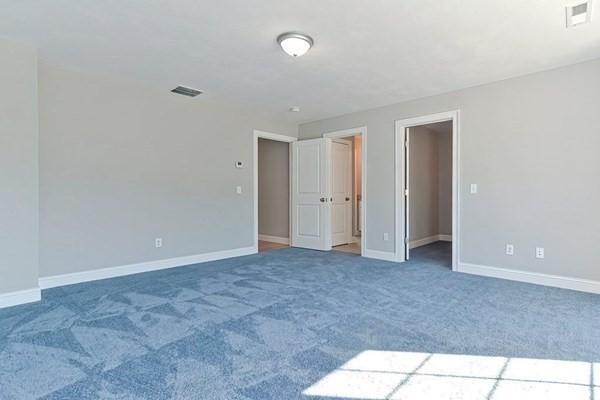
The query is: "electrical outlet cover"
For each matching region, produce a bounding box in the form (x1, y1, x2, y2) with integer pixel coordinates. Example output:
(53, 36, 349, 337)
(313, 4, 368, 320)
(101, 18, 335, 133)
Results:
(506, 244, 514, 255)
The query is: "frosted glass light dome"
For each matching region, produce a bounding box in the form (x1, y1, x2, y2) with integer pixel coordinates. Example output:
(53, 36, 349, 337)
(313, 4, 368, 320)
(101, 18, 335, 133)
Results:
(277, 32, 313, 57)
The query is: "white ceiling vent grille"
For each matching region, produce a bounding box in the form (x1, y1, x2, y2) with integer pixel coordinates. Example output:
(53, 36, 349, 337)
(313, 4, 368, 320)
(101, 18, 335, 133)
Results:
(171, 86, 203, 97)
(566, 1, 593, 27)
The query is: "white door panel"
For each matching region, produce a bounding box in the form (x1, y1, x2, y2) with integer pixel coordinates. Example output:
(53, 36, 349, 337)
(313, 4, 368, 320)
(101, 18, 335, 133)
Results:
(291, 138, 331, 250)
(332, 204, 346, 234)
(297, 205, 321, 237)
(297, 143, 321, 193)
(331, 139, 352, 246)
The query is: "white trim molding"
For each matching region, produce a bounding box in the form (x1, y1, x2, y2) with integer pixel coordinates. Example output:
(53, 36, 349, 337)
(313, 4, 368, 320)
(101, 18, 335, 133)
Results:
(39, 246, 256, 290)
(258, 234, 290, 245)
(323, 126, 367, 139)
(363, 249, 398, 262)
(322, 126, 367, 258)
(0, 287, 41, 309)
(253, 129, 297, 253)
(458, 262, 600, 294)
(395, 110, 460, 270)
(253, 130, 297, 143)
(409, 234, 452, 249)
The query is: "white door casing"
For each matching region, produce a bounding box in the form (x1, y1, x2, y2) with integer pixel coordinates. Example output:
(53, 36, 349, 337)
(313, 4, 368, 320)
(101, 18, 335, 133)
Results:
(394, 110, 459, 269)
(331, 139, 353, 246)
(291, 138, 332, 251)
(253, 130, 297, 253)
(404, 128, 410, 260)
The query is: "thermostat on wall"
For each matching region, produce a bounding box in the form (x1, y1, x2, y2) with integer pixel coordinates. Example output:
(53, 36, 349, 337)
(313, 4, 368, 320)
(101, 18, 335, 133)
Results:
(235, 161, 244, 169)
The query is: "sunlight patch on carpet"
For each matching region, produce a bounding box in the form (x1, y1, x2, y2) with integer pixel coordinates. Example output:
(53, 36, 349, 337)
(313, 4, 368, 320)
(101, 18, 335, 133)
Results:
(303, 350, 598, 399)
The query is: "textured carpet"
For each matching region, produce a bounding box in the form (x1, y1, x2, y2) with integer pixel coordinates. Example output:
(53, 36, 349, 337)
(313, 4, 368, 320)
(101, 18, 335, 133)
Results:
(1, 242, 599, 399)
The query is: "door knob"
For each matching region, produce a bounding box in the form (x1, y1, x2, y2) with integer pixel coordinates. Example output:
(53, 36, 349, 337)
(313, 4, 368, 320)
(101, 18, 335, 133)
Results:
(345, 197, 350, 201)
(320, 197, 326, 202)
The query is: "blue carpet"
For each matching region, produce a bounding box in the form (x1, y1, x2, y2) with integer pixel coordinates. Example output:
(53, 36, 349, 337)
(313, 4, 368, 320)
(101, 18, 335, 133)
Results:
(1, 243, 599, 399)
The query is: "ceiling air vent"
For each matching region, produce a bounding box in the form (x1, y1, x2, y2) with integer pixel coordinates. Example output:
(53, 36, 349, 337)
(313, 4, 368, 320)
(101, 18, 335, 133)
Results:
(566, 1, 593, 27)
(171, 86, 203, 97)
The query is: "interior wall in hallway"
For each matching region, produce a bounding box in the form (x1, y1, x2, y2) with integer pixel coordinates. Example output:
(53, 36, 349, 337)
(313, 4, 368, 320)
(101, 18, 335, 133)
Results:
(437, 127, 452, 236)
(408, 126, 440, 242)
(258, 138, 289, 239)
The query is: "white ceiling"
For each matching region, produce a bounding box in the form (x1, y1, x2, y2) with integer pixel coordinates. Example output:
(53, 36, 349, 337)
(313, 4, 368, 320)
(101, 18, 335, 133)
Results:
(422, 121, 453, 136)
(2, 0, 599, 123)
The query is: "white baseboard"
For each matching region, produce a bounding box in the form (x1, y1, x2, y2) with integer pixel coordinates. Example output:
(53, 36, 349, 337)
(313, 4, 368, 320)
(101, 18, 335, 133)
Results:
(363, 249, 399, 262)
(258, 235, 290, 245)
(39, 246, 257, 290)
(458, 262, 600, 294)
(409, 234, 452, 249)
(0, 287, 41, 309)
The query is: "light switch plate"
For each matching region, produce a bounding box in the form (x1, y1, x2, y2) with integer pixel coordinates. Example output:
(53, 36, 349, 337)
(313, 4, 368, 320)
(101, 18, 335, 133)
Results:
(536, 247, 545, 259)
(470, 183, 478, 194)
(236, 186, 242, 194)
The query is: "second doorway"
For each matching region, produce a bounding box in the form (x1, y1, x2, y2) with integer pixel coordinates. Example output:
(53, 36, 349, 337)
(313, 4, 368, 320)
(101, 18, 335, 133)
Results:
(331, 135, 362, 255)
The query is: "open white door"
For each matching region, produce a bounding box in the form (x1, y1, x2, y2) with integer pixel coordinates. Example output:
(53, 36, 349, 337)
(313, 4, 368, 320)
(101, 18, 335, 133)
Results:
(331, 139, 352, 246)
(291, 138, 332, 251)
(405, 128, 410, 260)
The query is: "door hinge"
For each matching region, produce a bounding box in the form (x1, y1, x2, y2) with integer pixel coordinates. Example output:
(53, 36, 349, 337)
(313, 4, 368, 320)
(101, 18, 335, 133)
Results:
(404, 189, 409, 196)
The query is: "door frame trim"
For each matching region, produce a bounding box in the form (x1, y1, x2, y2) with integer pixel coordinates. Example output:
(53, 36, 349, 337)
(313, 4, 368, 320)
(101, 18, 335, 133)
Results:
(394, 111, 460, 270)
(323, 126, 367, 257)
(253, 130, 297, 253)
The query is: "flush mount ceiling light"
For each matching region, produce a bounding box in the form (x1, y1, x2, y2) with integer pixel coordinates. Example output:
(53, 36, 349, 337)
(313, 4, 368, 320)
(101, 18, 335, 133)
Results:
(277, 32, 313, 57)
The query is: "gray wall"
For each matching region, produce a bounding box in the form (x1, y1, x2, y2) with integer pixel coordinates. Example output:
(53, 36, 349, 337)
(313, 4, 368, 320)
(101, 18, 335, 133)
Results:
(437, 126, 452, 235)
(39, 64, 296, 277)
(258, 138, 289, 238)
(299, 58, 600, 281)
(409, 126, 440, 241)
(0, 40, 39, 294)
(408, 125, 452, 242)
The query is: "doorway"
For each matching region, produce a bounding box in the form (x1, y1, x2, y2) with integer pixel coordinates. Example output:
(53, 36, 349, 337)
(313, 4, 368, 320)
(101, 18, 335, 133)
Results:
(405, 121, 453, 267)
(253, 130, 297, 253)
(324, 127, 366, 256)
(330, 136, 362, 255)
(395, 111, 460, 270)
(283, 126, 366, 256)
